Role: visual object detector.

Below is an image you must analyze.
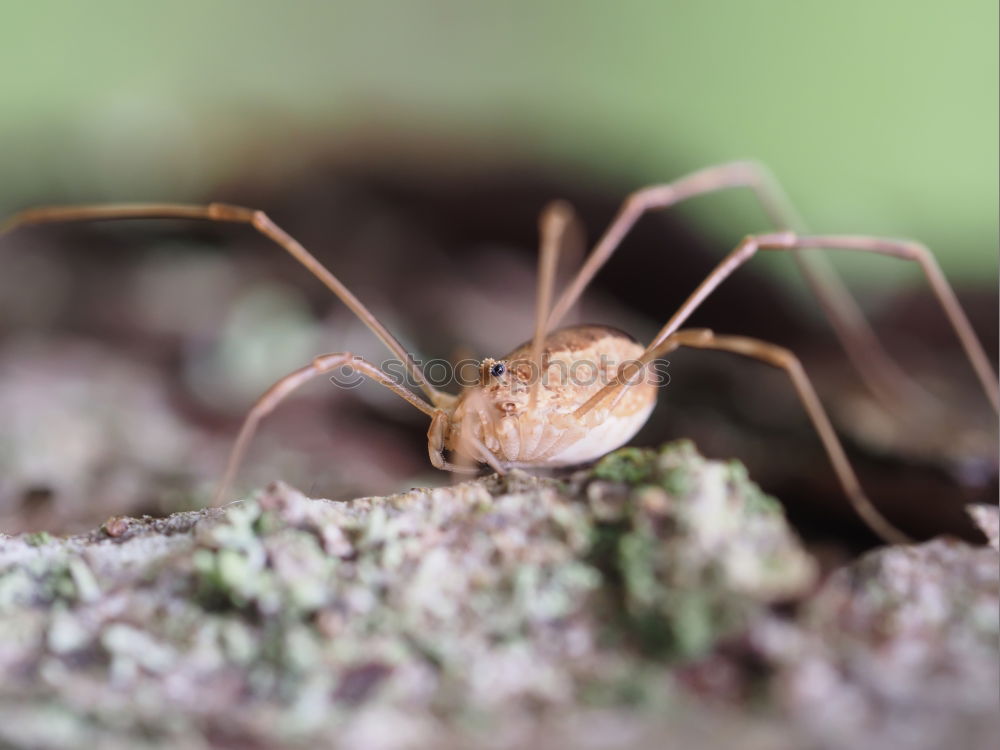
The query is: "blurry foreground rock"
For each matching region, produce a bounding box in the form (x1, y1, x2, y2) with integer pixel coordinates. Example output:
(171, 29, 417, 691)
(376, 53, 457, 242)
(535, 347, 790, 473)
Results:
(0, 442, 995, 750)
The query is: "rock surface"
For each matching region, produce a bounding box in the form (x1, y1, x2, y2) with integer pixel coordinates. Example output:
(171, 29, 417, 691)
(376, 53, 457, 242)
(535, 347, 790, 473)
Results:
(0, 442, 995, 749)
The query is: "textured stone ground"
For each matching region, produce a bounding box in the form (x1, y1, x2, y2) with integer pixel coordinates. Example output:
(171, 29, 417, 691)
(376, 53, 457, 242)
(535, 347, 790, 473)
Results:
(0, 442, 996, 750)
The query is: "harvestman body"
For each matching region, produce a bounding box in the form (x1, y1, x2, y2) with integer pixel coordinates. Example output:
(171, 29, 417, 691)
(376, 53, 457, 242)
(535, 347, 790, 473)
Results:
(2, 162, 996, 545)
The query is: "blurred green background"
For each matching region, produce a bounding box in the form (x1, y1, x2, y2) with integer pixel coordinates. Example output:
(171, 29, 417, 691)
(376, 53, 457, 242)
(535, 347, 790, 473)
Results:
(2, 0, 997, 286)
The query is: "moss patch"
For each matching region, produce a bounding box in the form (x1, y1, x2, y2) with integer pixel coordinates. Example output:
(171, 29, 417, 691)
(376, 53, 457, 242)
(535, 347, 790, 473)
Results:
(0, 444, 992, 749)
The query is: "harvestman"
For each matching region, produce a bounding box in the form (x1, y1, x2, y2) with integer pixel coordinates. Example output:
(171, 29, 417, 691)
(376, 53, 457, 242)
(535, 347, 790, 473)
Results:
(2, 162, 996, 544)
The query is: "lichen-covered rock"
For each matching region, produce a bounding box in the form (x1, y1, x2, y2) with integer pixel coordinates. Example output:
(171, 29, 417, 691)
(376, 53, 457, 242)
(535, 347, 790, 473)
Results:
(760, 522, 1000, 750)
(0, 442, 993, 749)
(588, 443, 815, 659)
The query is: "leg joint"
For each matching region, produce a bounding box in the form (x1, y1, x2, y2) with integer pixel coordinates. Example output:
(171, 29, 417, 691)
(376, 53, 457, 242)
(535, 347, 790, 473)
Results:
(312, 352, 354, 370)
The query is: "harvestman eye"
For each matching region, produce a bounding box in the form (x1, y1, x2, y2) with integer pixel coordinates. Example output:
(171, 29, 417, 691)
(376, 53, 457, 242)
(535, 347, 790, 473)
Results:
(2, 161, 996, 546)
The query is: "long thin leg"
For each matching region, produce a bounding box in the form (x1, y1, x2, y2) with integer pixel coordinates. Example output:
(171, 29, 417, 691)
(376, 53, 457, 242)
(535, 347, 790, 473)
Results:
(213, 352, 436, 505)
(578, 231, 998, 418)
(654, 329, 911, 544)
(544, 161, 927, 407)
(0, 203, 444, 406)
(528, 201, 577, 408)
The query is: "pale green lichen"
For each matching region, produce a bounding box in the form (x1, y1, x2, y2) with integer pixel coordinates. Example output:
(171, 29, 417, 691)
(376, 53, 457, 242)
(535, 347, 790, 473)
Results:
(0, 441, 991, 750)
(587, 443, 815, 659)
(24, 531, 53, 547)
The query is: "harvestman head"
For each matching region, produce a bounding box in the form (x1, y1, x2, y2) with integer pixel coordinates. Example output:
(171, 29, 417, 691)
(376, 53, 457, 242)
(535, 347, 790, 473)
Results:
(2, 162, 996, 545)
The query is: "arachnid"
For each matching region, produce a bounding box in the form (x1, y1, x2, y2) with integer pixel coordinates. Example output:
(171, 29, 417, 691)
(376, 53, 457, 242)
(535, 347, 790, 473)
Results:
(3, 162, 996, 544)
